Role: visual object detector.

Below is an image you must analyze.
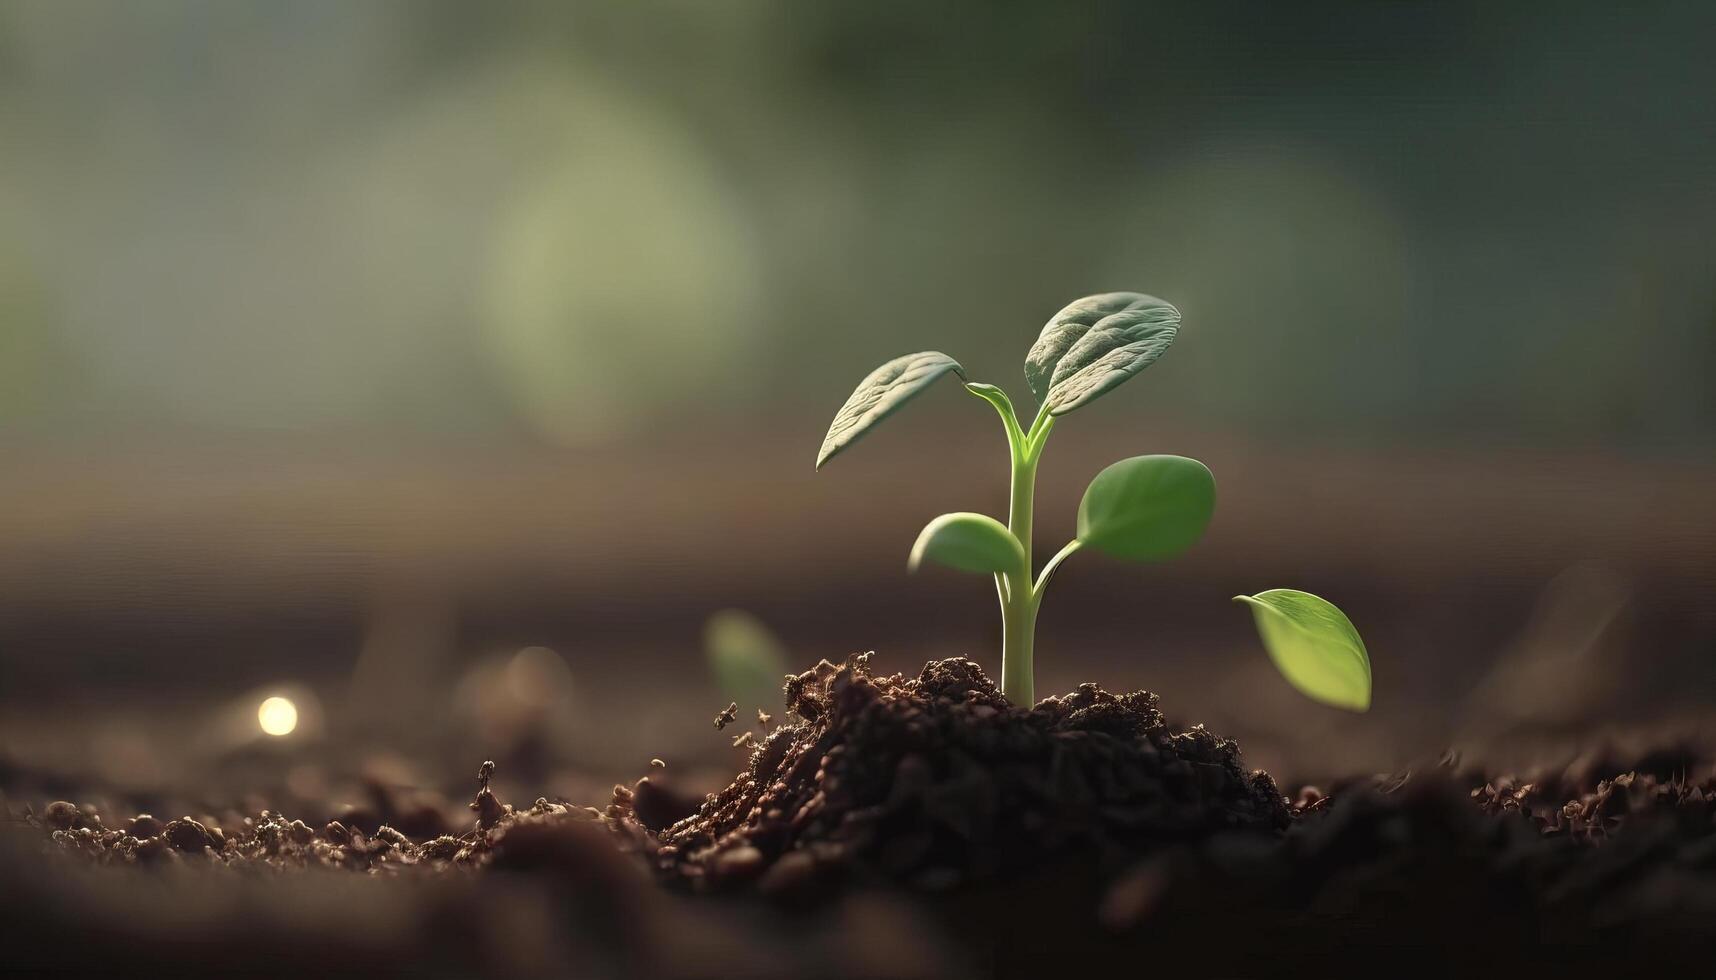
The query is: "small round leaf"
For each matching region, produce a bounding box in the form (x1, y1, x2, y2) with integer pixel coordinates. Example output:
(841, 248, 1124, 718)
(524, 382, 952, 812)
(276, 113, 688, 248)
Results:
(908, 512, 1025, 576)
(1075, 455, 1215, 561)
(1234, 589, 1372, 711)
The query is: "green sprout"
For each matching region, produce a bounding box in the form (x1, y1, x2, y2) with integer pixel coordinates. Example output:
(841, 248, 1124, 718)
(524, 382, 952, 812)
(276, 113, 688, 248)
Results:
(815, 291, 1372, 711)
(704, 608, 790, 709)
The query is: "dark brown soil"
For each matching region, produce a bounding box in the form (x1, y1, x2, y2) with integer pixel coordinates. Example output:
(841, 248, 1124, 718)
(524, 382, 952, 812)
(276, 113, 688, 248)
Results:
(6, 655, 1716, 975)
(603, 654, 1716, 970)
(610, 654, 1289, 895)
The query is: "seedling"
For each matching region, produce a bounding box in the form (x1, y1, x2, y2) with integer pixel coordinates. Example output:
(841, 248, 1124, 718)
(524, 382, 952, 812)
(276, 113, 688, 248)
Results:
(816, 291, 1371, 710)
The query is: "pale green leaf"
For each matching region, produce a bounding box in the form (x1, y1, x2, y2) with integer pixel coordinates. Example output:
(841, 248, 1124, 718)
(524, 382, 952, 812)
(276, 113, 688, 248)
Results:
(816, 352, 965, 469)
(705, 609, 790, 708)
(908, 512, 1025, 576)
(1234, 589, 1372, 711)
(1025, 292, 1180, 416)
(1076, 455, 1215, 561)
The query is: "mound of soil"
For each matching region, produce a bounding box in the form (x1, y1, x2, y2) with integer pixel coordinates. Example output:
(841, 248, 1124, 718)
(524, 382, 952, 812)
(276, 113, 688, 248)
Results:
(602, 654, 1716, 970)
(612, 654, 1288, 894)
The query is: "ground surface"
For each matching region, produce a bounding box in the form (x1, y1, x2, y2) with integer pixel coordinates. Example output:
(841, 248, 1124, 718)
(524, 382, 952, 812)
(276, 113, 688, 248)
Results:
(6, 657, 1716, 977)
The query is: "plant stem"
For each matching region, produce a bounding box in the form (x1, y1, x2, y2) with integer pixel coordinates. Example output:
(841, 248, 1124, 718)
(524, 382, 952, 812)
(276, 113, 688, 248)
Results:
(1033, 538, 1083, 606)
(1000, 576, 1036, 704)
(967, 386, 1056, 705)
(998, 403, 1054, 705)
(1001, 440, 1039, 704)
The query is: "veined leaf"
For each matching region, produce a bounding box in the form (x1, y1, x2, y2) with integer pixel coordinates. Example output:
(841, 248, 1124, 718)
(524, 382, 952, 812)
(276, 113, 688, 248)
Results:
(1234, 589, 1372, 711)
(908, 512, 1024, 576)
(1076, 455, 1215, 561)
(1025, 293, 1180, 416)
(816, 352, 965, 469)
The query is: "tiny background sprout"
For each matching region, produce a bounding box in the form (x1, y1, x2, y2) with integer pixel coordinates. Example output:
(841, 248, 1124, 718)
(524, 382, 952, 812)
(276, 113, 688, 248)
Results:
(704, 609, 790, 710)
(815, 291, 1374, 710)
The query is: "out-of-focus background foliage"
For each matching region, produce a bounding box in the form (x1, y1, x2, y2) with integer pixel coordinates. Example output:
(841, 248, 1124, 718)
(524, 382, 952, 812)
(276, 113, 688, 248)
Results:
(2, 1, 1714, 812)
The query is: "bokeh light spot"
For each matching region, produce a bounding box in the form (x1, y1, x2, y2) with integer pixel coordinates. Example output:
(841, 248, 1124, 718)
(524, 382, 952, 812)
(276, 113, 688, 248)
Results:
(258, 696, 299, 737)
(504, 645, 573, 709)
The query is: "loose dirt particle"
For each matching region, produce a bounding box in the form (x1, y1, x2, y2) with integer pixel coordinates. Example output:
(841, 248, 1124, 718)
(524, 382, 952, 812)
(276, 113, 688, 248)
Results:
(162, 818, 217, 853)
(469, 761, 507, 830)
(126, 814, 164, 839)
(43, 801, 83, 831)
(713, 703, 738, 731)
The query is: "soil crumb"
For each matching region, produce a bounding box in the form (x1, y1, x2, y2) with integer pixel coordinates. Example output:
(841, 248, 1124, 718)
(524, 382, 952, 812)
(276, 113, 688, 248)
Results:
(16, 761, 607, 872)
(713, 702, 738, 731)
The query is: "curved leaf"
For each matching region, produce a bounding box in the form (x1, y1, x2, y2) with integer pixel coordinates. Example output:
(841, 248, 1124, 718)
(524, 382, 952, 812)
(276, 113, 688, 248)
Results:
(1076, 455, 1215, 561)
(1234, 589, 1371, 711)
(908, 512, 1024, 576)
(816, 352, 965, 469)
(962, 381, 1017, 420)
(1025, 293, 1180, 416)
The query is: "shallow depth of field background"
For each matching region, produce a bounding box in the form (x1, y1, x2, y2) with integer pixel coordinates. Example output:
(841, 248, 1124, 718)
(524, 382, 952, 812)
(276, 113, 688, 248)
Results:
(2, 2, 1714, 811)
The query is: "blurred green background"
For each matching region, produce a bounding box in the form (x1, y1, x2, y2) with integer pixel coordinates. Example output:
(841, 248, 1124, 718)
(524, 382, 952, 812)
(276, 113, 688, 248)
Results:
(2, 2, 1714, 812)
(4, 1, 1713, 447)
